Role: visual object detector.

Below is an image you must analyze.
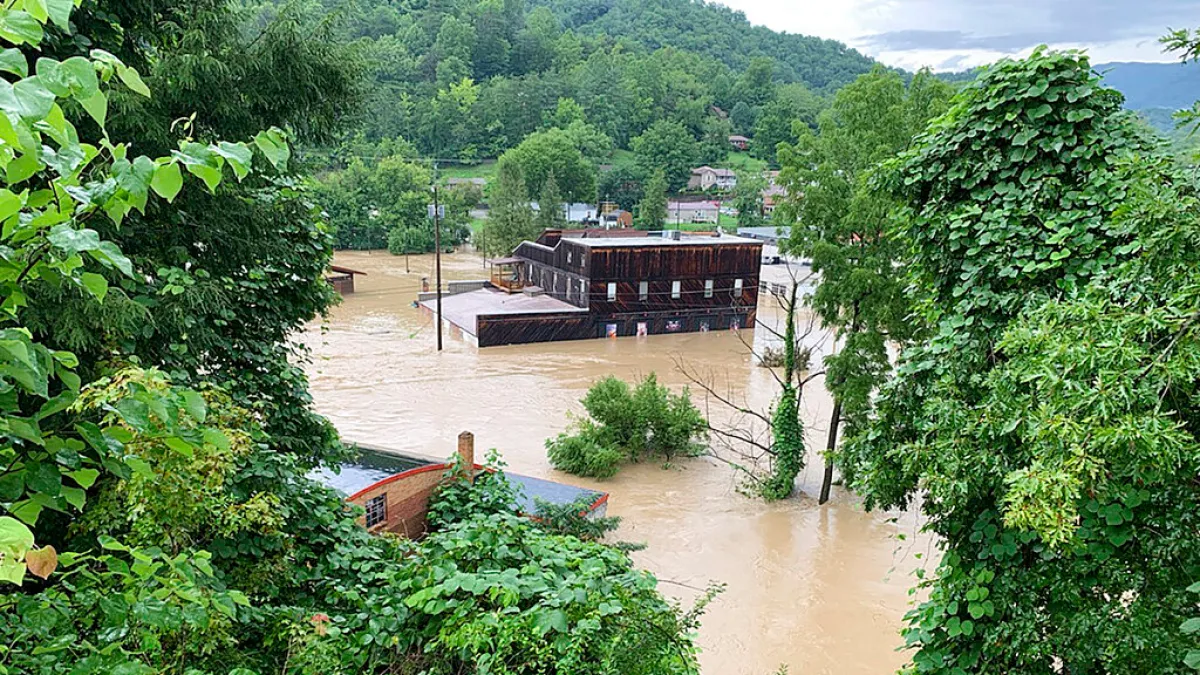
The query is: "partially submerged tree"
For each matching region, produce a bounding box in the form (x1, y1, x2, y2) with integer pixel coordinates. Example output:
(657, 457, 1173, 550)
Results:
(776, 66, 952, 504)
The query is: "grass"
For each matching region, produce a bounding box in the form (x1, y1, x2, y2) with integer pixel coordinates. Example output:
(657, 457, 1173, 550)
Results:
(723, 151, 768, 173)
(438, 160, 498, 181)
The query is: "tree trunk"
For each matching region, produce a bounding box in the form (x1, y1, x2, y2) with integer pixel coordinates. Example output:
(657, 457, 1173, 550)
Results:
(818, 399, 842, 505)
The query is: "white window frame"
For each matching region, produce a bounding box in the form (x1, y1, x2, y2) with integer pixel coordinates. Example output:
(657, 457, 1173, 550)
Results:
(704, 279, 714, 298)
(607, 282, 617, 301)
(672, 281, 682, 299)
(639, 281, 648, 301)
(734, 278, 744, 295)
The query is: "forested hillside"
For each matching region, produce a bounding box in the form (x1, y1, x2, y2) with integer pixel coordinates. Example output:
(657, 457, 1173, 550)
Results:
(244, 0, 871, 161)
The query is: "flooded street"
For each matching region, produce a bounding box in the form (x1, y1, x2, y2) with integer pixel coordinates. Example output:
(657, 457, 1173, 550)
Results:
(300, 250, 935, 675)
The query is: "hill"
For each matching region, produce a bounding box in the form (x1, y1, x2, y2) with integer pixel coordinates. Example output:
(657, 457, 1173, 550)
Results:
(534, 0, 878, 91)
(1093, 60, 1200, 111)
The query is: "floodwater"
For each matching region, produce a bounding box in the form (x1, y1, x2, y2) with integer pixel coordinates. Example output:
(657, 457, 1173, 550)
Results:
(300, 250, 936, 675)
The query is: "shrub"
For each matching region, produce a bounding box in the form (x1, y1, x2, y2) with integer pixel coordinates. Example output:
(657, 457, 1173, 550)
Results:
(549, 373, 707, 477)
(546, 422, 625, 478)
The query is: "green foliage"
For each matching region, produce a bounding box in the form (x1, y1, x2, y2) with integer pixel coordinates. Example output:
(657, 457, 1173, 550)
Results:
(314, 154, 431, 250)
(778, 67, 952, 441)
(635, 169, 668, 230)
(842, 49, 1200, 674)
(536, 170, 567, 231)
(479, 159, 538, 258)
(734, 171, 767, 228)
(499, 127, 597, 203)
(426, 451, 520, 531)
(1187, 581, 1200, 670)
(633, 120, 700, 191)
(548, 374, 707, 478)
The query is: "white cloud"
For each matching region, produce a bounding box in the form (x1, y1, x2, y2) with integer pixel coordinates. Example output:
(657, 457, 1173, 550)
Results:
(715, 0, 1192, 70)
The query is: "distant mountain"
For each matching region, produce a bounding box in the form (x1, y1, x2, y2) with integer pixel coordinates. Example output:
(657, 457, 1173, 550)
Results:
(1092, 61, 1200, 111)
(534, 0, 879, 91)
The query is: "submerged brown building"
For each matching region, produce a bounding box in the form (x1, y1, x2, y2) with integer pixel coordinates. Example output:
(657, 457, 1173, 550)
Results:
(423, 229, 763, 347)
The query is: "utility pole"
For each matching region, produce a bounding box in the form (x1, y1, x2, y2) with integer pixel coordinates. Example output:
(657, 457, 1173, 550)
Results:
(433, 162, 443, 352)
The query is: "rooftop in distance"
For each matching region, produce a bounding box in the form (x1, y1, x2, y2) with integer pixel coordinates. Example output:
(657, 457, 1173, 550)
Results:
(559, 232, 762, 248)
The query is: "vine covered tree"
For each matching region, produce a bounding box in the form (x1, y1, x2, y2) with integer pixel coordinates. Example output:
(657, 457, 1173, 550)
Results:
(840, 49, 1200, 673)
(776, 66, 953, 504)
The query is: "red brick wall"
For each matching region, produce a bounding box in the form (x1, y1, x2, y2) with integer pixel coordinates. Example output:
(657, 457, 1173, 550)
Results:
(349, 464, 449, 538)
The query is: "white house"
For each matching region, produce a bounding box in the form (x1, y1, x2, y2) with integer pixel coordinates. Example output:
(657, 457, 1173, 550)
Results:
(667, 200, 721, 225)
(687, 166, 737, 191)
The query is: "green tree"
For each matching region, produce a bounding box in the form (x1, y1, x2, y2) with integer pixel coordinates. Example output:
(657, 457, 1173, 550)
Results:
(480, 161, 537, 257)
(841, 49, 1197, 674)
(635, 170, 669, 230)
(536, 171, 566, 230)
(733, 171, 767, 229)
(776, 66, 952, 504)
(599, 165, 646, 211)
(499, 128, 597, 203)
(632, 120, 700, 191)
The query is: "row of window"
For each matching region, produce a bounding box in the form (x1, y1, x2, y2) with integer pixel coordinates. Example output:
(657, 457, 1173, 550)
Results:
(609, 279, 745, 301)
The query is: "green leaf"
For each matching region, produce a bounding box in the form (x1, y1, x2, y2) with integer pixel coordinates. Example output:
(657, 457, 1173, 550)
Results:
(186, 162, 223, 193)
(0, 11, 44, 46)
(79, 272, 107, 301)
(0, 48, 28, 77)
(24, 0, 49, 23)
(6, 152, 39, 184)
(1181, 618, 1200, 634)
(66, 468, 99, 488)
(151, 161, 182, 202)
(254, 128, 290, 170)
(8, 499, 42, 526)
(25, 460, 60, 496)
(60, 485, 84, 509)
(47, 224, 101, 253)
(78, 89, 106, 127)
(0, 516, 34, 554)
(214, 141, 252, 181)
(44, 0, 72, 29)
(61, 56, 98, 97)
(181, 390, 206, 423)
(0, 188, 24, 222)
(116, 65, 151, 98)
(13, 75, 56, 119)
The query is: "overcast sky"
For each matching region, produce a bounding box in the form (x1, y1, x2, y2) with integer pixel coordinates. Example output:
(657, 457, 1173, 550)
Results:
(717, 0, 1198, 71)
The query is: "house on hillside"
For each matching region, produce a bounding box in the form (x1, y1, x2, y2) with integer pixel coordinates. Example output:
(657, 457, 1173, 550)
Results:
(762, 171, 786, 215)
(419, 228, 762, 346)
(687, 166, 737, 191)
(667, 200, 721, 225)
(601, 209, 633, 229)
(446, 177, 487, 189)
(728, 135, 750, 151)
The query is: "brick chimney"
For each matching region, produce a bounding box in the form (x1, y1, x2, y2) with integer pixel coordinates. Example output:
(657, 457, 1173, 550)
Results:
(457, 431, 475, 483)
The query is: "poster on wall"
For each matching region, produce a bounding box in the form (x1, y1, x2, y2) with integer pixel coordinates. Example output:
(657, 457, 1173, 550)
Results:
(699, 320, 710, 333)
(666, 320, 682, 332)
(606, 324, 619, 339)
(637, 322, 648, 337)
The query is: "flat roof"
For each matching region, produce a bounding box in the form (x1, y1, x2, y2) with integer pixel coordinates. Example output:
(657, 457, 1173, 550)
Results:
(562, 234, 762, 248)
(420, 288, 586, 336)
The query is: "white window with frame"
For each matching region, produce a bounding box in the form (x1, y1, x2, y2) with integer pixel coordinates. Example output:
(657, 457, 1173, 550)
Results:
(364, 495, 387, 528)
(639, 281, 648, 301)
(607, 282, 617, 301)
(671, 281, 682, 299)
(704, 279, 714, 298)
(580, 279, 586, 299)
(734, 278, 744, 295)
(567, 282, 573, 301)
(567, 251, 572, 264)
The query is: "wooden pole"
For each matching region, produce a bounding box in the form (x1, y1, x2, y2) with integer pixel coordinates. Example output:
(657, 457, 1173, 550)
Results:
(457, 431, 475, 482)
(434, 164, 443, 352)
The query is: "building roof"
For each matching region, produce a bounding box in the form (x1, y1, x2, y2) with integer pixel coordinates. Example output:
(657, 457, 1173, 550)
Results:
(692, 166, 736, 178)
(419, 288, 586, 336)
(562, 233, 761, 248)
(738, 226, 793, 243)
(668, 200, 722, 211)
(330, 265, 367, 276)
(729, 135, 751, 142)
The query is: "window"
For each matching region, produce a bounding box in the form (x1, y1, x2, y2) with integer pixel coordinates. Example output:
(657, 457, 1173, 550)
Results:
(734, 278, 744, 295)
(704, 279, 714, 298)
(567, 251, 572, 264)
(607, 282, 617, 301)
(580, 280, 586, 299)
(639, 281, 649, 301)
(671, 281, 682, 299)
(365, 495, 387, 528)
(567, 282, 572, 301)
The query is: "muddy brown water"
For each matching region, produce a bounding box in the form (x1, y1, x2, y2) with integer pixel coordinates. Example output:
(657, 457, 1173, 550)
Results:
(300, 250, 936, 675)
